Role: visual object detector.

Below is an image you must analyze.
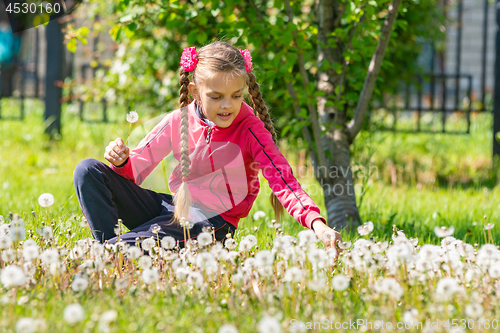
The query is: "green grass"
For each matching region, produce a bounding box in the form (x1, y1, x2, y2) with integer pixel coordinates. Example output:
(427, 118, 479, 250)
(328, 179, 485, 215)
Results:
(0, 98, 499, 332)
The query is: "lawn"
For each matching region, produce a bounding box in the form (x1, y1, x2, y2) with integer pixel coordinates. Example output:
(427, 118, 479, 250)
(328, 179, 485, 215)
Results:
(0, 98, 498, 332)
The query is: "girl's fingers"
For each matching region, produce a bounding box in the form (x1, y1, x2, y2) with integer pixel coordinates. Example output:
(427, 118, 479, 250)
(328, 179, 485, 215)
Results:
(106, 146, 121, 160)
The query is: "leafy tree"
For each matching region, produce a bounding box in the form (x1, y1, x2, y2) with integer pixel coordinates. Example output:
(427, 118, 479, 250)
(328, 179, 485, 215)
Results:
(66, 0, 445, 229)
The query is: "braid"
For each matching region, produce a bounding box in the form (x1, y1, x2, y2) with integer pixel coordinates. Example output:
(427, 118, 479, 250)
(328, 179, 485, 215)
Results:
(173, 68, 192, 224)
(247, 72, 284, 223)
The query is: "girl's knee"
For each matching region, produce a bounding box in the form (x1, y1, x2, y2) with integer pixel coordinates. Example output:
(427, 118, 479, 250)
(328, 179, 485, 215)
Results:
(73, 158, 104, 183)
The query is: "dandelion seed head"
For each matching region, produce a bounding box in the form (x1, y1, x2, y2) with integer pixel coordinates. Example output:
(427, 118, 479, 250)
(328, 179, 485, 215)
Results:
(71, 276, 89, 292)
(197, 232, 213, 247)
(253, 211, 266, 220)
(142, 267, 159, 284)
(126, 111, 139, 123)
(434, 226, 455, 238)
(161, 236, 176, 250)
(258, 315, 282, 333)
(138, 255, 153, 269)
(218, 324, 239, 333)
(331, 274, 350, 291)
(1, 265, 26, 287)
(141, 238, 156, 252)
(64, 303, 85, 325)
(38, 193, 54, 207)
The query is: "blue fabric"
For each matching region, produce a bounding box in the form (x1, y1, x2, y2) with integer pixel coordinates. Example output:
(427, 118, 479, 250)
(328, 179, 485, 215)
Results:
(0, 29, 20, 63)
(73, 158, 235, 246)
(195, 102, 215, 127)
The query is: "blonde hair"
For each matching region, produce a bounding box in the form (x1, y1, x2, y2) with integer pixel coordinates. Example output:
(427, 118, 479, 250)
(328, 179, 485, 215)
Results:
(175, 41, 284, 224)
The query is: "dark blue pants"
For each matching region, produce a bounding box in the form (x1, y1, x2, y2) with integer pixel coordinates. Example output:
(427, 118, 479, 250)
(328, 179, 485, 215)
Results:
(73, 159, 235, 247)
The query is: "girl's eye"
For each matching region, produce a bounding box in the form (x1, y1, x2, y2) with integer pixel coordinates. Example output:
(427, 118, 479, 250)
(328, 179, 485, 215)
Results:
(210, 95, 242, 100)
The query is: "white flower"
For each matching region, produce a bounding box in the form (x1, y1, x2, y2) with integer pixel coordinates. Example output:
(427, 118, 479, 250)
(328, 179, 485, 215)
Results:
(40, 249, 59, 265)
(284, 267, 303, 283)
(357, 221, 374, 236)
(187, 271, 204, 288)
(465, 303, 483, 319)
(489, 264, 500, 278)
(331, 274, 350, 291)
(434, 226, 454, 238)
(224, 238, 237, 250)
(337, 240, 352, 250)
(0, 235, 12, 249)
(142, 267, 159, 284)
(197, 232, 213, 247)
(16, 317, 45, 333)
(253, 211, 266, 220)
(115, 278, 128, 291)
(239, 235, 257, 251)
(126, 111, 139, 123)
(40, 226, 53, 240)
(435, 277, 460, 301)
(138, 255, 152, 269)
(255, 250, 274, 267)
(99, 310, 117, 332)
(218, 324, 239, 333)
(141, 238, 155, 252)
(64, 303, 85, 325)
(161, 236, 176, 250)
(484, 223, 494, 230)
(71, 277, 89, 292)
(258, 315, 281, 333)
(23, 245, 39, 261)
(298, 229, 317, 246)
(403, 309, 419, 324)
(10, 226, 26, 242)
(127, 246, 142, 260)
(38, 193, 54, 207)
(375, 277, 404, 300)
(1, 265, 26, 287)
(1, 248, 16, 262)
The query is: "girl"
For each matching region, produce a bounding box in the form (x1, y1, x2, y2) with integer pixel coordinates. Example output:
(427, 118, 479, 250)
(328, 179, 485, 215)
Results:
(73, 41, 342, 253)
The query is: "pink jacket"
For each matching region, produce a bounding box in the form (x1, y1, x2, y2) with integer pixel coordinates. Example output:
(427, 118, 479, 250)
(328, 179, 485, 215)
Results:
(111, 100, 327, 230)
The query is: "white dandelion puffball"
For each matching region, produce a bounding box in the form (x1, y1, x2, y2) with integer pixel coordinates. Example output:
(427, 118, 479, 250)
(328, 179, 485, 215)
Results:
(38, 193, 54, 207)
(126, 246, 142, 260)
(141, 238, 155, 252)
(258, 315, 282, 333)
(16, 317, 45, 333)
(64, 303, 85, 325)
(1, 265, 26, 287)
(357, 221, 374, 236)
(253, 211, 266, 220)
(71, 277, 89, 292)
(434, 226, 455, 238)
(218, 324, 239, 333)
(161, 236, 176, 250)
(142, 267, 159, 284)
(126, 110, 139, 123)
(331, 274, 350, 291)
(100, 310, 118, 323)
(138, 255, 153, 269)
(0, 235, 12, 249)
(197, 232, 213, 247)
(435, 277, 460, 301)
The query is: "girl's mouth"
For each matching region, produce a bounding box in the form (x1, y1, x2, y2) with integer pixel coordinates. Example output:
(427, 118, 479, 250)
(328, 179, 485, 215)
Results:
(217, 112, 232, 120)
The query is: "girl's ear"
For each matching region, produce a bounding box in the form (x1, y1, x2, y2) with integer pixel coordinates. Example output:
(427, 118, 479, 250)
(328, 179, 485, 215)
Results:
(188, 82, 200, 101)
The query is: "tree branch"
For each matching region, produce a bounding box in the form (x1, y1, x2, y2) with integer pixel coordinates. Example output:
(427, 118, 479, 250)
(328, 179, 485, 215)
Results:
(346, 0, 402, 141)
(284, 0, 328, 176)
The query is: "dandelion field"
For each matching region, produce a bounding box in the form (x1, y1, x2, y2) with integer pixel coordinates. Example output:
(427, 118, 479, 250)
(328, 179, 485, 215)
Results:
(0, 100, 499, 332)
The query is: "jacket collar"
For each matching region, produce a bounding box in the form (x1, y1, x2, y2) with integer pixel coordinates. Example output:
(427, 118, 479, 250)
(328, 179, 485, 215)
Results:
(188, 99, 254, 130)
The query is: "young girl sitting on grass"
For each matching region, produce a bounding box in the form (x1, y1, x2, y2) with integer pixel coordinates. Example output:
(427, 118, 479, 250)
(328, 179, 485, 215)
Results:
(73, 41, 343, 254)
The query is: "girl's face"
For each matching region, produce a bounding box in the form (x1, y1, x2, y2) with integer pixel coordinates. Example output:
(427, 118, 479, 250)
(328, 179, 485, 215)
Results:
(189, 72, 246, 128)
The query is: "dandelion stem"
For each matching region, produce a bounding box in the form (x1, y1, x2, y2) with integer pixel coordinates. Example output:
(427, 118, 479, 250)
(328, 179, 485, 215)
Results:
(124, 123, 132, 146)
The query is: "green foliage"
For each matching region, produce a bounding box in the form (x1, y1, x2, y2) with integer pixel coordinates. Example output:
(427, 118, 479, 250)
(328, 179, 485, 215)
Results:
(66, 0, 445, 147)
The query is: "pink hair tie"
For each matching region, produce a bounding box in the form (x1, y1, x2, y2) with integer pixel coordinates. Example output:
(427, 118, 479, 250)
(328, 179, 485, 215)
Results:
(180, 46, 198, 72)
(240, 49, 252, 73)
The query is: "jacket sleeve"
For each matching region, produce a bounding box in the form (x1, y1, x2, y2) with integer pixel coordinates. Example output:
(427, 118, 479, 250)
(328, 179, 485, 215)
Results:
(110, 113, 173, 185)
(246, 121, 327, 230)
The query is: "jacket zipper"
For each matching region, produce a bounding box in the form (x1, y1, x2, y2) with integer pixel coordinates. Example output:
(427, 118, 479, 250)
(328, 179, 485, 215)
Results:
(205, 127, 212, 143)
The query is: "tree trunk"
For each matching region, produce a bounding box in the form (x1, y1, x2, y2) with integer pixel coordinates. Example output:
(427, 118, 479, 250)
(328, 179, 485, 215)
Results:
(316, 0, 361, 229)
(316, 0, 402, 229)
(322, 129, 361, 230)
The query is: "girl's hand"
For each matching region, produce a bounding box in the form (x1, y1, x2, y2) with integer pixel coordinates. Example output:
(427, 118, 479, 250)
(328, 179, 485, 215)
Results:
(311, 219, 343, 258)
(104, 138, 130, 167)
